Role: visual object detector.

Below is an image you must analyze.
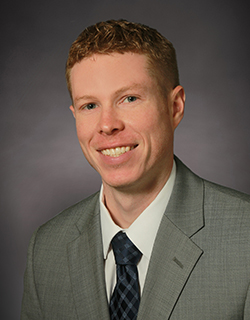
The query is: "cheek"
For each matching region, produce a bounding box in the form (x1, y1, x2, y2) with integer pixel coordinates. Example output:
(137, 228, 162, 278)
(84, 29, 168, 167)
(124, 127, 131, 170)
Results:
(130, 108, 160, 131)
(75, 125, 95, 163)
(75, 120, 91, 144)
(150, 117, 174, 152)
(76, 125, 85, 144)
(75, 129, 92, 158)
(144, 110, 172, 138)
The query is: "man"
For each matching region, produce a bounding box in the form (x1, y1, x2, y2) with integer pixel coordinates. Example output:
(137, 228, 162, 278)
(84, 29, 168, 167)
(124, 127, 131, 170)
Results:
(21, 20, 250, 319)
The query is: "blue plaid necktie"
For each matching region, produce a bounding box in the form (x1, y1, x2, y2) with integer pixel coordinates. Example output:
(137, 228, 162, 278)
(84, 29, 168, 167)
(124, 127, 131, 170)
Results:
(109, 231, 142, 320)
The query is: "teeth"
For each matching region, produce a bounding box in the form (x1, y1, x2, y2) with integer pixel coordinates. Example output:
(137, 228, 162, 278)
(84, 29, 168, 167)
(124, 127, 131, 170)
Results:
(101, 146, 134, 157)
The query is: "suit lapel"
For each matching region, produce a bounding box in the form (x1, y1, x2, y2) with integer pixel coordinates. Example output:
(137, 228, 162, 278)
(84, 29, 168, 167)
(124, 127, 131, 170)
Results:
(138, 216, 203, 320)
(138, 157, 205, 319)
(67, 196, 110, 320)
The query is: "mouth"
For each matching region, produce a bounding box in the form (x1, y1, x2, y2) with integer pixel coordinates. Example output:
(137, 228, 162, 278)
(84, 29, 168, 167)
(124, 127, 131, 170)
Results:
(101, 145, 137, 157)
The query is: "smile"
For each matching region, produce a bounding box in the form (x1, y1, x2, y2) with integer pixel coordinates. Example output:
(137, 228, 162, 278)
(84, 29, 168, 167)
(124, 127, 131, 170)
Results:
(101, 146, 136, 157)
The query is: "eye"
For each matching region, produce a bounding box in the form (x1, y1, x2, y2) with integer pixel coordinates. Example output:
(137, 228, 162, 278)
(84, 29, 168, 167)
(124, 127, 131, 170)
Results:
(83, 103, 98, 110)
(124, 96, 137, 103)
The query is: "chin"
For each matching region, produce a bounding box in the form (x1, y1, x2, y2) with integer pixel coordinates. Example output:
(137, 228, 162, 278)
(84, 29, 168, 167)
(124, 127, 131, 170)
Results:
(102, 174, 139, 190)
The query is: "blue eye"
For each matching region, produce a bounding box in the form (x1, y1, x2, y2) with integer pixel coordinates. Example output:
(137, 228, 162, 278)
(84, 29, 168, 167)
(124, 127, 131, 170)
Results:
(84, 103, 97, 110)
(124, 96, 137, 103)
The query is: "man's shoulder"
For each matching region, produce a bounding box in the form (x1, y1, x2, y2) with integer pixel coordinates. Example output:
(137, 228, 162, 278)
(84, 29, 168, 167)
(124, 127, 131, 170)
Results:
(44, 191, 100, 226)
(204, 179, 250, 206)
(33, 191, 100, 244)
(174, 156, 250, 218)
(175, 156, 250, 206)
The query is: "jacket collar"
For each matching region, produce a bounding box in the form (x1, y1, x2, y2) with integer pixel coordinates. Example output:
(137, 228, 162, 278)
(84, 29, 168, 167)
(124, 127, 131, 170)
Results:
(166, 156, 204, 238)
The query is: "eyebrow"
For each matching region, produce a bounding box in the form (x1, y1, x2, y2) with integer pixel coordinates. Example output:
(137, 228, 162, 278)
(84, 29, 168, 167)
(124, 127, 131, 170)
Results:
(114, 83, 148, 97)
(74, 95, 96, 104)
(74, 83, 148, 105)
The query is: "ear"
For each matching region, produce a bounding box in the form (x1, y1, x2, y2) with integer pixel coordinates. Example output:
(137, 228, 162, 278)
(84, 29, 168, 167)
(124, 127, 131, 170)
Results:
(69, 105, 76, 118)
(170, 85, 185, 130)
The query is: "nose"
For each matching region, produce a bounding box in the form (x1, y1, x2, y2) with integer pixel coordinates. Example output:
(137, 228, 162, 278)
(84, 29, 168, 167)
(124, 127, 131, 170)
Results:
(98, 107, 125, 135)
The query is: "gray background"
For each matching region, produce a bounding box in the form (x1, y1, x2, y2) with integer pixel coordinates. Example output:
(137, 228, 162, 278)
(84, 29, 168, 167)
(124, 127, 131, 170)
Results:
(1, 0, 250, 318)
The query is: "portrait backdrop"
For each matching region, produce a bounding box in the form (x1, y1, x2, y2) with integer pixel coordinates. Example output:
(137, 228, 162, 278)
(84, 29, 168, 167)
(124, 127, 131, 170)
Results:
(1, 0, 250, 318)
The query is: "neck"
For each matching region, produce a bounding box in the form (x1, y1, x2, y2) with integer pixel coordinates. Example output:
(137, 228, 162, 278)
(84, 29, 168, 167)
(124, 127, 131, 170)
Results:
(102, 167, 173, 229)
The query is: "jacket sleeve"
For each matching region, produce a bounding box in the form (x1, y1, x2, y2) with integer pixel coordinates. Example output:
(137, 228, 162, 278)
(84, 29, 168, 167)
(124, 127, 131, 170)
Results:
(21, 228, 43, 320)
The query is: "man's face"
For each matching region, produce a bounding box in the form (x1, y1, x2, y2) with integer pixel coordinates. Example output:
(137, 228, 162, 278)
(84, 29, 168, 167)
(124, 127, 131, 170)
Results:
(70, 52, 184, 193)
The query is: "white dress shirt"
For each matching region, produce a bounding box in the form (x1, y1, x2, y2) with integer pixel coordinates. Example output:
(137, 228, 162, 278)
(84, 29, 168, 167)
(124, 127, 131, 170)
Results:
(100, 161, 176, 301)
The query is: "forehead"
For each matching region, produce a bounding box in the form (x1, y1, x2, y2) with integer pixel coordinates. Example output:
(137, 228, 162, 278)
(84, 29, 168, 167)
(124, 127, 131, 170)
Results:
(70, 52, 156, 96)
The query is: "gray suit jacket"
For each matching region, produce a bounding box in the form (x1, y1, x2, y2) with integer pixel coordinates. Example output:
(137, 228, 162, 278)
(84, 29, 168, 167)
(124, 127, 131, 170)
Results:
(21, 157, 250, 319)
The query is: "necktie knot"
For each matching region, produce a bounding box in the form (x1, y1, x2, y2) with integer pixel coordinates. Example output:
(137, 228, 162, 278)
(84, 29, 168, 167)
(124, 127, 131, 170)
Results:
(111, 231, 142, 266)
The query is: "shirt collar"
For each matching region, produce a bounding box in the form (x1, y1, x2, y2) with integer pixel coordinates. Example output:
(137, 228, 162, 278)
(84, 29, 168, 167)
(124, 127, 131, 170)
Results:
(100, 161, 176, 260)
